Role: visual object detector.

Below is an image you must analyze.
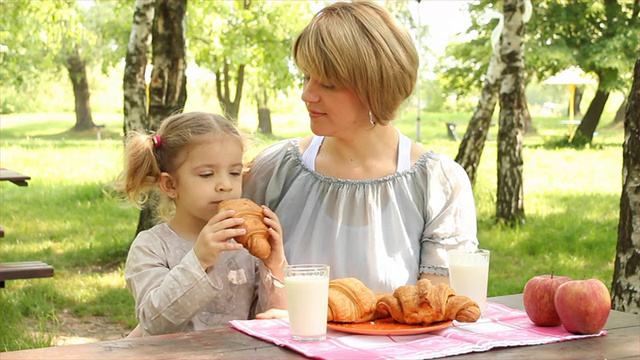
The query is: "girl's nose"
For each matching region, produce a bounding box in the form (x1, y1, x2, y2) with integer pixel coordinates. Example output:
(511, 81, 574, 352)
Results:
(216, 176, 233, 192)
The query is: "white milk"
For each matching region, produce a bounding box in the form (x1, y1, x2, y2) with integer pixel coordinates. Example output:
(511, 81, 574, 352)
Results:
(449, 262, 489, 312)
(285, 275, 329, 341)
(448, 249, 490, 314)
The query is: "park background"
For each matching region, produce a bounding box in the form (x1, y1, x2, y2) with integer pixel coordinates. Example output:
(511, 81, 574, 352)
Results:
(0, 0, 632, 351)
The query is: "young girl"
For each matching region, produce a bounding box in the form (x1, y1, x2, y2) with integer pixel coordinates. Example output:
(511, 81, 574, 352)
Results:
(114, 112, 287, 336)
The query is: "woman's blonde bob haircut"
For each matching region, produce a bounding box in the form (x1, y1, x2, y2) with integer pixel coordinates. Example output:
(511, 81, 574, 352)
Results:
(293, 0, 419, 125)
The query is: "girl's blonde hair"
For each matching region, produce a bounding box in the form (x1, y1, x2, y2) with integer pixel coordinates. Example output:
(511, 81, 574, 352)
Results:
(293, 0, 418, 125)
(113, 112, 242, 218)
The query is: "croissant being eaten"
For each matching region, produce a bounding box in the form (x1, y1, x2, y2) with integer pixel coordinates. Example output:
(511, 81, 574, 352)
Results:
(376, 279, 481, 325)
(218, 198, 270, 259)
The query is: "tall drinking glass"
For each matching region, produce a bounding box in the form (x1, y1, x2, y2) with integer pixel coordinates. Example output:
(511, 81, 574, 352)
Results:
(447, 249, 490, 314)
(284, 264, 330, 341)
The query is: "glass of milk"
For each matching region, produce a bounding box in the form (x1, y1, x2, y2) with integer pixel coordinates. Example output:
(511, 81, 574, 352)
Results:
(447, 249, 491, 315)
(284, 264, 330, 341)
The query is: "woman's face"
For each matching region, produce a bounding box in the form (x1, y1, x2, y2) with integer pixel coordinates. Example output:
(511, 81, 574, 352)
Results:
(301, 74, 369, 137)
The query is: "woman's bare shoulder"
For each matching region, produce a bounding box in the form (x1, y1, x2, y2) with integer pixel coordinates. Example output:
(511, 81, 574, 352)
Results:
(411, 142, 428, 164)
(297, 135, 314, 154)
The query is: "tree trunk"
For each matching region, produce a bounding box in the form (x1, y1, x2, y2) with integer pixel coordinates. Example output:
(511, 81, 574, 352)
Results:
(123, 0, 155, 134)
(147, 0, 187, 130)
(137, 0, 187, 235)
(573, 86, 583, 117)
(496, 0, 526, 226)
(215, 60, 245, 124)
(256, 87, 272, 135)
(574, 88, 610, 143)
(611, 98, 627, 125)
(455, 46, 504, 185)
(66, 50, 95, 131)
(611, 57, 640, 315)
(523, 97, 535, 134)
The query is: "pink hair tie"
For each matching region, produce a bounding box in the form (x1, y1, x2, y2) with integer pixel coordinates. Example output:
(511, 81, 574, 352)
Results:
(151, 135, 162, 148)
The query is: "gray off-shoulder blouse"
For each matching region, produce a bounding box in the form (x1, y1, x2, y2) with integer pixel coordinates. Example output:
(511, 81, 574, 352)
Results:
(243, 137, 478, 294)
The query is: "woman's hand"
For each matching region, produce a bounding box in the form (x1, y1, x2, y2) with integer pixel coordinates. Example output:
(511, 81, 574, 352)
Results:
(261, 205, 287, 280)
(193, 210, 245, 270)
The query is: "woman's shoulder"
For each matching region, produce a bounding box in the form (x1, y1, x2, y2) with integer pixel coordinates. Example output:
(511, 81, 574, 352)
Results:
(412, 148, 468, 181)
(248, 138, 303, 170)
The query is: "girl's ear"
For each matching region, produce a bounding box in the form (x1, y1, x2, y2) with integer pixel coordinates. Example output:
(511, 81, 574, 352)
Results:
(158, 172, 177, 198)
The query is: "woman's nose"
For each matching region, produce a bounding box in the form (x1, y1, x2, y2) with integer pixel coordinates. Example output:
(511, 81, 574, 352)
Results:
(301, 82, 320, 104)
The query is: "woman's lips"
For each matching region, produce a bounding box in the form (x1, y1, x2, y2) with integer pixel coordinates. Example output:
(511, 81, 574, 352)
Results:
(308, 110, 325, 119)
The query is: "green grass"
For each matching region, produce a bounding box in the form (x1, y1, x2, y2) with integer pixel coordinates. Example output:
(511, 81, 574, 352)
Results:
(0, 110, 624, 351)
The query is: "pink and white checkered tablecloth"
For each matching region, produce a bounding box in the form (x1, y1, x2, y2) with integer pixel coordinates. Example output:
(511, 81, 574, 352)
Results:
(229, 302, 606, 359)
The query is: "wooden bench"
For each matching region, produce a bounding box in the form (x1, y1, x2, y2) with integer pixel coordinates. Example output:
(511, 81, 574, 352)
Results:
(0, 261, 54, 288)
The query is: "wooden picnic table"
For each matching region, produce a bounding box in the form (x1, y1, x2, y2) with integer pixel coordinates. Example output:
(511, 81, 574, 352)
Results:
(2, 294, 638, 359)
(0, 168, 54, 288)
(0, 168, 31, 187)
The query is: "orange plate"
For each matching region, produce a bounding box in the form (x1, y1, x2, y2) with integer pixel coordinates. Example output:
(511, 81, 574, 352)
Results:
(327, 318, 453, 336)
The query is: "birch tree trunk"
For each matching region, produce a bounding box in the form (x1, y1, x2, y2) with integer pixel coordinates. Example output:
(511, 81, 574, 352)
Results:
(147, 0, 187, 130)
(136, 0, 187, 235)
(611, 57, 640, 314)
(123, 0, 155, 134)
(496, 0, 526, 225)
(454, 44, 504, 185)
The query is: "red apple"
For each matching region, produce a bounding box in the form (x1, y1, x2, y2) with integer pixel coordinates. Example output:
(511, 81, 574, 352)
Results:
(554, 279, 611, 334)
(523, 273, 572, 326)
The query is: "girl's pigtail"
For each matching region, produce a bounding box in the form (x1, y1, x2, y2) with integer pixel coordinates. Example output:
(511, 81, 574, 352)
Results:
(121, 132, 163, 206)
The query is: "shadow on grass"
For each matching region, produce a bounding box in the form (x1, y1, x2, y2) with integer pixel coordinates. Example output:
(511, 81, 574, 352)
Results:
(2, 182, 138, 269)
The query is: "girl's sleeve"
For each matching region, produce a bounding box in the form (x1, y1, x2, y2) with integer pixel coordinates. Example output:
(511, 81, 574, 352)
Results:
(253, 261, 287, 316)
(124, 234, 222, 335)
(419, 156, 479, 276)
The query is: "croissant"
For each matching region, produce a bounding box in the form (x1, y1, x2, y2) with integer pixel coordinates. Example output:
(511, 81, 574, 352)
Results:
(376, 279, 481, 325)
(218, 198, 270, 259)
(327, 278, 379, 323)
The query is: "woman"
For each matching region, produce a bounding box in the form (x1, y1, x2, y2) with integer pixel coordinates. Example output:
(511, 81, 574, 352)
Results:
(243, 0, 477, 294)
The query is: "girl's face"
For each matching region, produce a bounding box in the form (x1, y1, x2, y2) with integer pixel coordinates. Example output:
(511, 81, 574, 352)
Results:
(301, 74, 369, 138)
(169, 136, 244, 223)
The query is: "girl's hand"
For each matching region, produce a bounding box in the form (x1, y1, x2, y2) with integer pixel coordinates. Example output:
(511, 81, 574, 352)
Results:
(261, 205, 287, 279)
(255, 308, 288, 319)
(193, 210, 244, 270)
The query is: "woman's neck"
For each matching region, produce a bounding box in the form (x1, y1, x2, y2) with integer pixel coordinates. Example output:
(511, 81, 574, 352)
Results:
(315, 125, 399, 180)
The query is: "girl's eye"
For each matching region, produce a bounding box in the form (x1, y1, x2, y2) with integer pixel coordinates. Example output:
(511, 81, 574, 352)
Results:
(321, 82, 335, 89)
(200, 172, 213, 178)
(230, 171, 242, 177)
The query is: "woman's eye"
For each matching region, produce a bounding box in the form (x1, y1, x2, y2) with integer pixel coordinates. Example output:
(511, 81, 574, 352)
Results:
(302, 74, 334, 89)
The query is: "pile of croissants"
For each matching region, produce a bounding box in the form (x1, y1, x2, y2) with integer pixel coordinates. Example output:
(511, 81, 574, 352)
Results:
(327, 277, 481, 325)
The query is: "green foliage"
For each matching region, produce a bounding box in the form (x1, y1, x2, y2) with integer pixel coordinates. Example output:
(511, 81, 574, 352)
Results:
(0, 0, 133, 91)
(440, 0, 638, 96)
(0, 111, 624, 350)
(188, 0, 313, 116)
